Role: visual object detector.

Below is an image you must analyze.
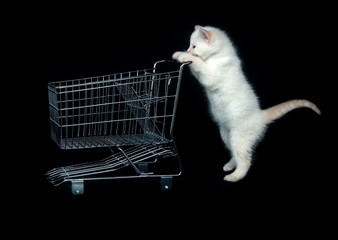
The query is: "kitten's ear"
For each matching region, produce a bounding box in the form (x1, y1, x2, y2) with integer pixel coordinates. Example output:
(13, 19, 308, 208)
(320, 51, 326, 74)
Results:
(195, 25, 202, 30)
(195, 25, 213, 44)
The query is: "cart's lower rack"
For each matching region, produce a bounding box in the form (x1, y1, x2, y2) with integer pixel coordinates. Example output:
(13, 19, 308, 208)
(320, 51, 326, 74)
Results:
(54, 132, 170, 149)
(46, 143, 181, 194)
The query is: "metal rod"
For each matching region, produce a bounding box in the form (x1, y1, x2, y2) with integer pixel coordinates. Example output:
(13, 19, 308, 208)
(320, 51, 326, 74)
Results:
(117, 146, 143, 175)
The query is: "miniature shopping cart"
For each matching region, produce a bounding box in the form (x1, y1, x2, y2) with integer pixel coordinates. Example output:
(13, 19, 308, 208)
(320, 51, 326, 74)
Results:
(46, 60, 191, 194)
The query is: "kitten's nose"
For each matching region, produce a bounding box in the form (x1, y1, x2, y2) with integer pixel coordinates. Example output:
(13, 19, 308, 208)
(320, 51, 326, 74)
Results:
(187, 47, 192, 53)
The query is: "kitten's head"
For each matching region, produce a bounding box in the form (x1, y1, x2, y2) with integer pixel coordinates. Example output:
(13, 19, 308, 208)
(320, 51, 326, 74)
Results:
(187, 25, 232, 60)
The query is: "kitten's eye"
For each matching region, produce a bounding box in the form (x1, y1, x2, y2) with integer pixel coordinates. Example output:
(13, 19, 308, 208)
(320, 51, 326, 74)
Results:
(192, 45, 196, 49)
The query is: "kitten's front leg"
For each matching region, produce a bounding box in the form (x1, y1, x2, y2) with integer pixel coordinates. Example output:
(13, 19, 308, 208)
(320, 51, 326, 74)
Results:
(173, 51, 206, 74)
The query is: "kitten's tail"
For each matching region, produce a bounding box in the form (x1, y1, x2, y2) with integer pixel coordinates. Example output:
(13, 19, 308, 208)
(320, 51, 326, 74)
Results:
(263, 99, 321, 124)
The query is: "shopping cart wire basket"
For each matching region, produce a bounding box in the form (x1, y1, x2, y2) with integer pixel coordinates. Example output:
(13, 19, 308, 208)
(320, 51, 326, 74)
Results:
(46, 60, 191, 194)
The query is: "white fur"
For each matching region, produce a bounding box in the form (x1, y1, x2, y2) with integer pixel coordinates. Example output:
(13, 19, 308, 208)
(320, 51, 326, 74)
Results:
(173, 25, 267, 181)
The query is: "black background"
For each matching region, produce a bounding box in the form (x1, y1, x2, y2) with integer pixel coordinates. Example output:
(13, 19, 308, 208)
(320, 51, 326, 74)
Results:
(16, 2, 334, 234)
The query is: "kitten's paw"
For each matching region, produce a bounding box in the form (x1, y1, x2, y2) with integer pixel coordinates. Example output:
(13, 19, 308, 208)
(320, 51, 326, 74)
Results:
(172, 51, 193, 63)
(172, 51, 184, 61)
(223, 159, 236, 172)
(224, 171, 246, 182)
(224, 174, 242, 182)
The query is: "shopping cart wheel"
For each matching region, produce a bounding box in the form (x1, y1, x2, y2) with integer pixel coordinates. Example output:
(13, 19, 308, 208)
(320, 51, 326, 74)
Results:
(71, 180, 84, 195)
(160, 177, 173, 190)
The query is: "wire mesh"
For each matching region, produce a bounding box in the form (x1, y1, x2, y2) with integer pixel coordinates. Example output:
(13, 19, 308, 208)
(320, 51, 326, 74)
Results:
(48, 62, 181, 149)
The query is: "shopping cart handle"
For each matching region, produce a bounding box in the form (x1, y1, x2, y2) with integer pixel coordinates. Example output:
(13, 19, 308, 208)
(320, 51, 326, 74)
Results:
(179, 61, 192, 71)
(154, 59, 192, 65)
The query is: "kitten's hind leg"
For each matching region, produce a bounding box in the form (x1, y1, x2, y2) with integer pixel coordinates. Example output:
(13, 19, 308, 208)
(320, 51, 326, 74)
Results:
(220, 127, 236, 171)
(224, 131, 254, 182)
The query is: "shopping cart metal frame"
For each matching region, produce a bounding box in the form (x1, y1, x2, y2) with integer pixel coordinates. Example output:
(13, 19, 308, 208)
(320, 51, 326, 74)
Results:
(46, 60, 191, 194)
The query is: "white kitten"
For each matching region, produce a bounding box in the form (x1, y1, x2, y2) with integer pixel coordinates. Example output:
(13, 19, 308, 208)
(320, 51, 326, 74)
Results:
(173, 25, 321, 182)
